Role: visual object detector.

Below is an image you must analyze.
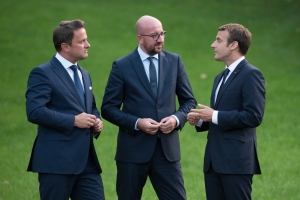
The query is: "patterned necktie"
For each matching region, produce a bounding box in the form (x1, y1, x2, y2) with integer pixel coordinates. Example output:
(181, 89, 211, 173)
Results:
(70, 65, 85, 106)
(147, 57, 157, 97)
(216, 68, 230, 100)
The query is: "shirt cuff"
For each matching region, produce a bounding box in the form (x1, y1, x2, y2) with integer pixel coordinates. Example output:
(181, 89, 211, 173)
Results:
(212, 110, 218, 125)
(171, 115, 180, 127)
(196, 119, 203, 127)
(135, 119, 140, 130)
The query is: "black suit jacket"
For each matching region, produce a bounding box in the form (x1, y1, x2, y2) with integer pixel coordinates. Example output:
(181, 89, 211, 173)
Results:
(26, 56, 101, 174)
(196, 59, 265, 174)
(101, 48, 196, 163)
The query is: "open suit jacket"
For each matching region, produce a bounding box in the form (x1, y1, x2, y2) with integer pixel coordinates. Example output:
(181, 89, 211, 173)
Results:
(101, 48, 196, 163)
(196, 59, 265, 174)
(26, 56, 101, 174)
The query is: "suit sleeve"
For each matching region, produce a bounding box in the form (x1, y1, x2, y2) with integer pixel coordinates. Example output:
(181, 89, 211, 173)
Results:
(195, 121, 210, 132)
(218, 68, 266, 129)
(26, 67, 74, 132)
(173, 56, 197, 130)
(101, 61, 139, 134)
(89, 74, 102, 138)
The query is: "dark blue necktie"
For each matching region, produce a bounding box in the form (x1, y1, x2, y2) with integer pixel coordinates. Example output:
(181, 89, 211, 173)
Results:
(70, 65, 85, 106)
(147, 57, 157, 97)
(216, 68, 230, 100)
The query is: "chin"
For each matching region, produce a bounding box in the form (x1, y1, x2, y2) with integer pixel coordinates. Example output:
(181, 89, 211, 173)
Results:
(155, 48, 163, 54)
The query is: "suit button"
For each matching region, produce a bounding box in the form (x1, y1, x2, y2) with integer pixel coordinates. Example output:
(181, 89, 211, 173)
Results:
(157, 106, 160, 109)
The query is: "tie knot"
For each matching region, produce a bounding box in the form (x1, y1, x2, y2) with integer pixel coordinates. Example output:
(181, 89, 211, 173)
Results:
(70, 65, 78, 72)
(224, 68, 230, 76)
(147, 57, 154, 62)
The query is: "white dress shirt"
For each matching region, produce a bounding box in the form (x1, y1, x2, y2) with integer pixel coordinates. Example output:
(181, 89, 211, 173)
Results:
(55, 53, 85, 91)
(197, 56, 245, 127)
(135, 46, 180, 130)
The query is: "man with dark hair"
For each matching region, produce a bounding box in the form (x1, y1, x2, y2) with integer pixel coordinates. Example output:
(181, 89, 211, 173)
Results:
(187, 23, 266, 200)
(26, 19, 105, 200)
(101, 15, 196, 199)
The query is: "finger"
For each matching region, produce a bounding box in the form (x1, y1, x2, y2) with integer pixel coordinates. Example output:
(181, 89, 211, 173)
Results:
(190, 109, 201, 113)
(148, 118, 160, 125)
(198, 104, 207, 109)
(160, 117, 169, 123)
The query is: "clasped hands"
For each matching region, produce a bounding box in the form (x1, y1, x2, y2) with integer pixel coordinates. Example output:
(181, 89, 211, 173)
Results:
(187, 104, 214, 126)
(75, 112, 103, 132)
(137, 116, 177, 135)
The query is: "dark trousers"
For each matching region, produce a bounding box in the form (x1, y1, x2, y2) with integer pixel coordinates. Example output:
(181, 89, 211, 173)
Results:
(116, 139, 186, 200)
(38, 153, 105, 200)
(204, 164, 253, 200)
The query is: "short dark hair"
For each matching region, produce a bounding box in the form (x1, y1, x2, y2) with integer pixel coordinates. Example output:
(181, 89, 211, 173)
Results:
(218, 23, 252, 55)
(53, 19, 85, 52)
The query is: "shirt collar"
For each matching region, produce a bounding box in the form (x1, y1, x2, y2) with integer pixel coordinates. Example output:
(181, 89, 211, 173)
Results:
(226, 56, 245, 71)
(55, 52, 78, 69)
(137, 45, 159, 61)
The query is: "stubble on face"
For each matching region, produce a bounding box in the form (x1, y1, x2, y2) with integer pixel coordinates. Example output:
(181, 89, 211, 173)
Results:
(137, 16, 164, 56)
(69, 28, 90, 62)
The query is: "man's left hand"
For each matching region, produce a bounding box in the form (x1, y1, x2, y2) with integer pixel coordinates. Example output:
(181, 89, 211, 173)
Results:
(159, 116, 176, 134)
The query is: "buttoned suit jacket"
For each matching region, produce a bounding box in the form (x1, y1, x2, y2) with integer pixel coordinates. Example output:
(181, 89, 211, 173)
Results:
(196, 59, 265, 174)
(26, 56, 101, 174)
(101, 48, 196, 163)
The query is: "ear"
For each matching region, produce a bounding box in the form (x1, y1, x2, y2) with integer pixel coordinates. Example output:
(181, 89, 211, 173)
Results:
(61, 43, 70, 53)
(137, 35, 143, 44)
(230, 41, 239, 51)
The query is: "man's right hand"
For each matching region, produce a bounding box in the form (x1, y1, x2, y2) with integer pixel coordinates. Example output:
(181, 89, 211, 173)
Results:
(137, 118, 161, 135)
(74, 112, 97, 128)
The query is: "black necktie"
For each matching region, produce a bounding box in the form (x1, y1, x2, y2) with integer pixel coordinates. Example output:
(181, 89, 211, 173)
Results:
(147, 57, 157, 97)
(70, 65, 85, 106)
(216, 68, 230, 99)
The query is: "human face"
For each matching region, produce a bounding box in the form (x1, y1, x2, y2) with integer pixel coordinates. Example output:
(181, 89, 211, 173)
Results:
(68, 28, 90, 63)
(211, 30, 232, 63)
(138, 23, 164, 56)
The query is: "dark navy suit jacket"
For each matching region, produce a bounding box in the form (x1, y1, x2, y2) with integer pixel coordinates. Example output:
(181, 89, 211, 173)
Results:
(26, 56, 101, 174)
(101, 48, 196, 163)
(196, 59, 265, 174)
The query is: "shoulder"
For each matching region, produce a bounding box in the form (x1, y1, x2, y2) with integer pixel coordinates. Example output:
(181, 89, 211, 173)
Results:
(114, 49, 138, 63)
(161, 49, 180, 59)
(30, 60, 52, 74)
(240, 59, 263, 74)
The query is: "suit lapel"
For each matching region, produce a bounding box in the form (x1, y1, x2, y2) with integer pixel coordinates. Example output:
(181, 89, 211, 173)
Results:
(79, 66, 91, 112)
(214, 59, 247, 108)
(211, 72, 223, 107)
(131, 49, 157, 100)
(50, 57, 86, 110)
(157, 51, 167, 99)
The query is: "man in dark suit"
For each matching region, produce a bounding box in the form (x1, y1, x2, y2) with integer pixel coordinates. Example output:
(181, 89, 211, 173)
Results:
(187, 23, 266, 200)
(26, 19, 105, 200)
(101, 15, 196, 200)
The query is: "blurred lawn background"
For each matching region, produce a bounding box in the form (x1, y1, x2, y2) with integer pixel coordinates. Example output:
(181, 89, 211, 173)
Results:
(0, 0, 299, 199)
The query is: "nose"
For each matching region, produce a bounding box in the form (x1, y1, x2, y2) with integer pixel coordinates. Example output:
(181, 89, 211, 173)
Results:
(211, 41, 216, 48)
(157, 33, 164, 42)
(85, 41, 90, 48)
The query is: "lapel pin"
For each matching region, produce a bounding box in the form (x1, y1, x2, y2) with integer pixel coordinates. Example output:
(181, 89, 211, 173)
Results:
(89, 86, 92, 90)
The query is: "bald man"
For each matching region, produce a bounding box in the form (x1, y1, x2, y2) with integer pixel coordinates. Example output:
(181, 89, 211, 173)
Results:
(101, 15, 196, 199)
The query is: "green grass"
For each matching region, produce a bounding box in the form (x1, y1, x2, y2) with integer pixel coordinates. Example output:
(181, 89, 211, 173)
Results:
(1, 0, 299, 199)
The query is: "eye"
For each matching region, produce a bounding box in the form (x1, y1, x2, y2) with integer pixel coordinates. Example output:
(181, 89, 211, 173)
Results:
(150, 34, 159, 38)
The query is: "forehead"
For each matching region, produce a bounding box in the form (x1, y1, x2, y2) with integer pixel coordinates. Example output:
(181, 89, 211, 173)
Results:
(216, 30, 229, 40)
(143, 22, 163, 34)
(73, 28, 87, 39)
